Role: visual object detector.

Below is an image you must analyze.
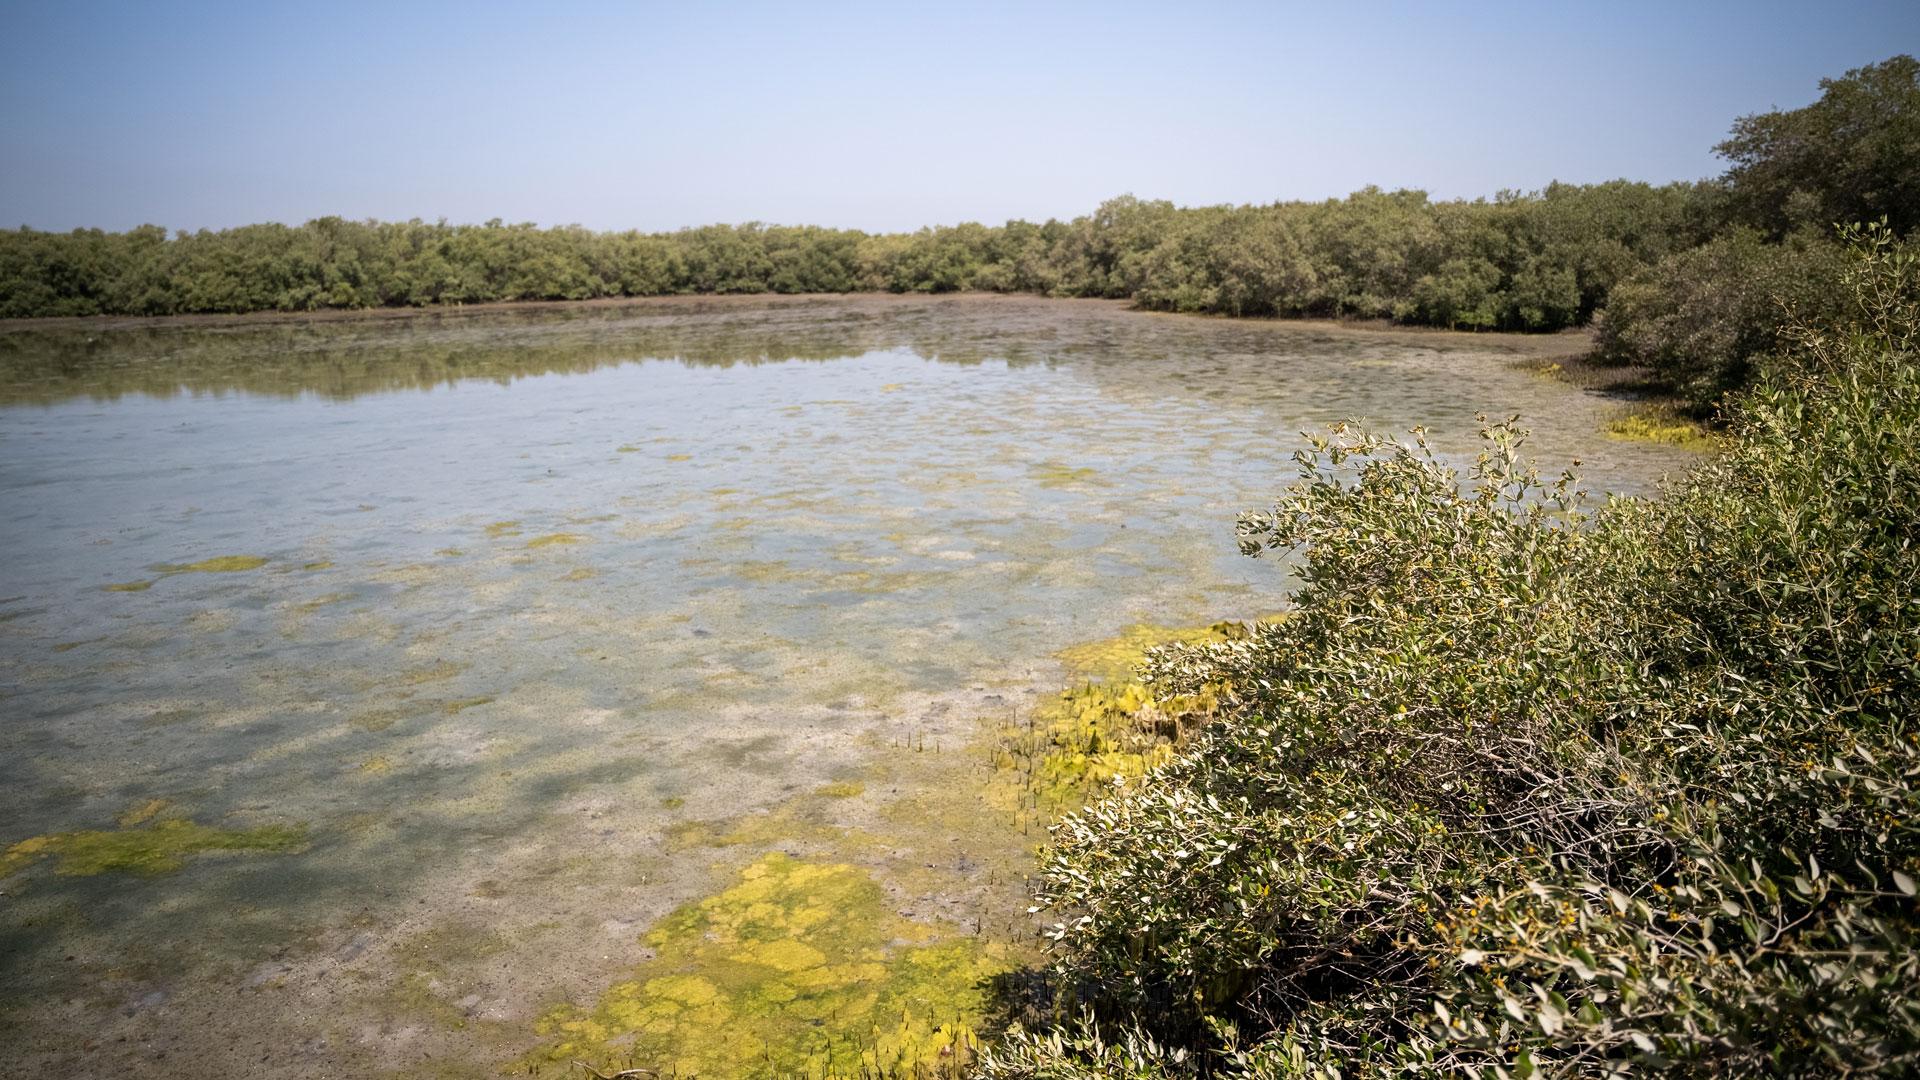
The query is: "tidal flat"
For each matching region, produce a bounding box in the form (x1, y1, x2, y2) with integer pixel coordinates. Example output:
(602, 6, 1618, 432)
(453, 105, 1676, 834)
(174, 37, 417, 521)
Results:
(0, 295, 1697, 1077)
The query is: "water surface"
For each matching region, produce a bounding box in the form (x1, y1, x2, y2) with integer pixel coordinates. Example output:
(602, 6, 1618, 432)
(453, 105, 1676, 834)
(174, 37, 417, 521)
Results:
(0, 295, 1694, 1076)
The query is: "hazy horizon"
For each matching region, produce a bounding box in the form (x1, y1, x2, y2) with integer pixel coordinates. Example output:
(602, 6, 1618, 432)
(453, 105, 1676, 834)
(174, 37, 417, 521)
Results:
(3, 0, 1916, 235)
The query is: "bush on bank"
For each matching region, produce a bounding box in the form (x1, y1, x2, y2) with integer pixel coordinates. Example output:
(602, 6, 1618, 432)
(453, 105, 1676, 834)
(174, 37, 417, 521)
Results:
(1593, 229, 1851, 411)
(982, 225, 1919, 1077)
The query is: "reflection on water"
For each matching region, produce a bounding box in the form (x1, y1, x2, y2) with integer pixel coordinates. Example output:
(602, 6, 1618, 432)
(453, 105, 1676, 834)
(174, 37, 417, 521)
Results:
(0, 298, 1042, 405)
(0, 296, 1695, 1076)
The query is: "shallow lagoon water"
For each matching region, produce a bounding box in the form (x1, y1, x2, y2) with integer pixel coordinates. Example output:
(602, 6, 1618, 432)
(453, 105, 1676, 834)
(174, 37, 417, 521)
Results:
(0, 295, 1696, 1076)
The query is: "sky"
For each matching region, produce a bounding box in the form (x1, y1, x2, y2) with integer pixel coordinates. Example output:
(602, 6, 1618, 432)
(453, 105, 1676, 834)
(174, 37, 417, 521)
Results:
(2, 1, 1916, 234)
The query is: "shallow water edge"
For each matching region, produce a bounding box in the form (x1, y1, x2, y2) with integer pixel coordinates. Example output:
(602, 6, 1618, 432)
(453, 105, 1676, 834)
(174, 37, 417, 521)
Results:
(0, 295, 1696, 1077)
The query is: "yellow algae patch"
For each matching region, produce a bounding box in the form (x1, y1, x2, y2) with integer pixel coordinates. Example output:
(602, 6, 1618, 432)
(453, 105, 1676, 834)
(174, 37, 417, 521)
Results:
(815, 781, 865, 799)
(615, 444, 643, 453)
(349, 707, 408, 733)
(524, 853, 1007, 1079)
(117, 798, 171, 827)
(1604, 405, 1718, 452)
(1010, 682, 1202, 814)
(483, 520, 523, 539)
(745, 938, 828, 973)
(1029, 461, 1103, 488)
(359, 756, 394, 776)
(1, 818, 307, 880)
(524, 533, 586, 549)
(1055, 619, 1254, 683)
(987, 619, 1277, 819)
(0, 835, 59, 879)
(560, 567, 599, 582)
(880, 382, 906, 392)
(104, 554, 271, 593)
(443, 696, 495, 715)
(665, 453, 693, 462)
(301, 560, 334, 571)
(156, 555, 269, 573)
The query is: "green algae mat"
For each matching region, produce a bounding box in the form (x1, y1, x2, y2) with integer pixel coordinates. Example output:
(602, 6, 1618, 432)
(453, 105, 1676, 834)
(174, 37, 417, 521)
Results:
(530, 854, 1007, 1076)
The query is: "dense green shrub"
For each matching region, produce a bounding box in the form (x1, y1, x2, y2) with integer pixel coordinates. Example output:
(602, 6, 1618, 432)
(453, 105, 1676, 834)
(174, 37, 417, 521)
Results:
(1594, 229, 1851, 409)
(1718, 56, 1920, 239)
(983, 227, 1920, 1077)
(1071, 183, 1706, 330)
(1590, 56, 1919, 411)
(0, 183, 1664, 323)
(0, 183, 1708, 327)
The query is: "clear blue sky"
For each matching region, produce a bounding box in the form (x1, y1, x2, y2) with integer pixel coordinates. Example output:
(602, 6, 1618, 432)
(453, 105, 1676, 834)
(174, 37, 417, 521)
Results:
(2, 0, 1915, 233)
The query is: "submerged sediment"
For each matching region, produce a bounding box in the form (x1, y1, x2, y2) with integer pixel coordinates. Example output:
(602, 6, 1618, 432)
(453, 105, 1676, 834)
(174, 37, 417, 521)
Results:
(0, 297, 1693, 1077)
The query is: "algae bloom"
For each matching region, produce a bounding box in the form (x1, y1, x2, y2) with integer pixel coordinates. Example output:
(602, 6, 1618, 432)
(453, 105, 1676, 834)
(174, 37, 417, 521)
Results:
(1603, 405, 1717, 452)
(155, 555, 270, 573)
(2, 817, 308, 879)
(101, 554, 269, 593)
(528, 853, 1006, 1078)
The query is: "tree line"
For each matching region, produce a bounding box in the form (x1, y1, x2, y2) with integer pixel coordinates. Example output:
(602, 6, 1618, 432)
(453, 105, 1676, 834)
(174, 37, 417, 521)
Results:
(0, 183, 1709, 331)
(3, 56, 1915, 410)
